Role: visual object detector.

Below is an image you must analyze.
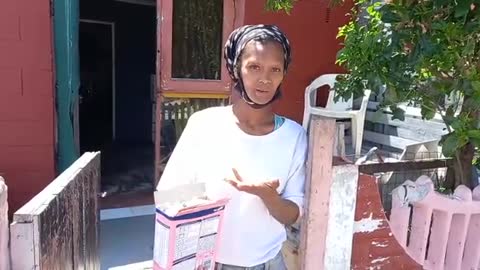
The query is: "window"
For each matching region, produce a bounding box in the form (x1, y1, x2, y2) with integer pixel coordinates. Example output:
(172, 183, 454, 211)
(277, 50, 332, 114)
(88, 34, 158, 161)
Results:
(158, 0, 239, 95)
(172, 0, 223, 80)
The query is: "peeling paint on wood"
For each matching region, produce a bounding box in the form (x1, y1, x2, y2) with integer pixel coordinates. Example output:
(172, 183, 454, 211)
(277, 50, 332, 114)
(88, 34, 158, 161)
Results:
(323, 164, 358, 270)
(354, 213, 384, 233)
(10, 152, 100, 270)
(351, 174, 421, 270)
(299, 116, 335, 270)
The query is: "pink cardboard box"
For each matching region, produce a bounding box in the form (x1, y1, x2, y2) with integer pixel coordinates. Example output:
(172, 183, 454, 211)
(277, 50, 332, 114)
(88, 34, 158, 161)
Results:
(153, 183, 229, 270)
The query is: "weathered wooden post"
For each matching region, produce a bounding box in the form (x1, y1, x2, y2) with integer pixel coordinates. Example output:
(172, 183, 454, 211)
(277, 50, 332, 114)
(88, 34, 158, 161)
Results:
(10, 152, 101, 270)
(0, 177, 9, 270)
(299, 115, 359, 270)
(292, 115, 422, 269)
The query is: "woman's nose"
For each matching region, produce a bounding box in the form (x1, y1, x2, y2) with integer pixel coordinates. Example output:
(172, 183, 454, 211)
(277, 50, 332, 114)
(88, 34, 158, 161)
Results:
(258, 79, 272, 85)
(259, 72, 273, 85)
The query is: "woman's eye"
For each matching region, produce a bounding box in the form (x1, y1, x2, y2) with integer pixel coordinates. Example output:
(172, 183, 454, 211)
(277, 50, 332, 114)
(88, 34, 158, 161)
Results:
(272, 67, 282, 72)
(249, 65, 260, 70)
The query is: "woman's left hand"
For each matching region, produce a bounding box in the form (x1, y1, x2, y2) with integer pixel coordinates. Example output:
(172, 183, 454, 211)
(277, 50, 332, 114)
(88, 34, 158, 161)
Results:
(225, 168, 279, 200)
(226, 168, 299, 225)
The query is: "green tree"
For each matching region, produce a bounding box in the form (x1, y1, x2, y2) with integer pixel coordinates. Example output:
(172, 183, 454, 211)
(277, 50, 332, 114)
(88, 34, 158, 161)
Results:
(268, 0, 480, 189)
(265, 0, 296, 13)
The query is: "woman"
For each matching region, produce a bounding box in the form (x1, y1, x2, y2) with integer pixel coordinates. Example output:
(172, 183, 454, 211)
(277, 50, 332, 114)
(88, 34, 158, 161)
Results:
(157, 24, 307, 269)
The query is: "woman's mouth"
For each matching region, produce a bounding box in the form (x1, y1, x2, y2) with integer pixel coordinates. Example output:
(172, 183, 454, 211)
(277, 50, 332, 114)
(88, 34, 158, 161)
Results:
(255, 89, 268, 94)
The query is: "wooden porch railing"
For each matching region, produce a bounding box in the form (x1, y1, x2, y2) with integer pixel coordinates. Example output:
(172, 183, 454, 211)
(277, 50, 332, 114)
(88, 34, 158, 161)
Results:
(391, 176, 480, 270)
(0, 177, 9, 270)
(9, 152, 101, 270)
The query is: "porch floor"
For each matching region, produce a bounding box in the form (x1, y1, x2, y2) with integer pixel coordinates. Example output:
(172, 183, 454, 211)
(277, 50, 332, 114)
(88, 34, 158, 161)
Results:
(100, 215, 155, 270)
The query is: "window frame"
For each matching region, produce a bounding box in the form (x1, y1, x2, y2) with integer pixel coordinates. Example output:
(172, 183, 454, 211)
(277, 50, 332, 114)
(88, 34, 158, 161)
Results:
(157, 0, 241, 95)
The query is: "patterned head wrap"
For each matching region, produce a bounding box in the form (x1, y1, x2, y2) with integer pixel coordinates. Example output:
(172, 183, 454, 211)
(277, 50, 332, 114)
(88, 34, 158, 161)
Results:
(223, 24, 291, 107)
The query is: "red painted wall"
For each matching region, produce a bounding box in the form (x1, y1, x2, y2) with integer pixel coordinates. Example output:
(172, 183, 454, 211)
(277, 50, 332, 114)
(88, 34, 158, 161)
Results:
(0, 0, 56, 214)
(352, 174, 421, 269)
(244, 0, 352, 123)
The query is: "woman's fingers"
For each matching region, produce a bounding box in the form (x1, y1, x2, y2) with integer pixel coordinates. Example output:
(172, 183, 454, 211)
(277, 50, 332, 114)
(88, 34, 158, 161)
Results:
(264, 179, 280, 190)
(225, 178, 244, 190)
(232, 168, 244, 182)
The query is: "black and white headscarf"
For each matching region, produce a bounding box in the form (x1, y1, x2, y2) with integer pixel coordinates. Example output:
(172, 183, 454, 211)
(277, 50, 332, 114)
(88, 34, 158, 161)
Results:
(223, 24, 291, 107)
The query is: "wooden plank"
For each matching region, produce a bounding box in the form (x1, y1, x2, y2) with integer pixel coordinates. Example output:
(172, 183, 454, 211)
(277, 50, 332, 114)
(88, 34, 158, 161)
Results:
(363, 130, 418, 150)
(359, 158, 454, 174)
(10, 222, 36, 269)
(382, 125, 442, 142)
(365, 111, 446, 139)
(37, 186, 74, 269)
(366, 111, 445, 131)
(84, 156, 101, 270)
(334, 122, 346, 157)
(11, 152, 100, 270)
(324, 164, 359, 269)
(13, 152, 97, 222)
(72, 174, 84, 270)
(367, 101, 444, 123)
(299, 115, 336, 270)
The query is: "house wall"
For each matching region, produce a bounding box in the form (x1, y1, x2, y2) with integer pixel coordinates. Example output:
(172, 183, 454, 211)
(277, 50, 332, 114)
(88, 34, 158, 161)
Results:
(244, 1, 353, 123)
(0, 0, 56, 214)
(0, 0, 352, 213)
(81, 0, 156, 143)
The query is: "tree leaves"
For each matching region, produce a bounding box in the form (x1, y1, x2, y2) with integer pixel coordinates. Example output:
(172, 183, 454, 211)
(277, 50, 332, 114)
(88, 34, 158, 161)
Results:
(390, 106, 405, 121)
(467, 130, 480, 146)
(329, 0, 480, 179)
(454, 0, 472, 19)
(472, 81, 480, 92)
(269, 0, 479, 189)
(441, 131, 470, 157)
(441, 133, 461, 157)
(381, 5, 401, 24)
(434, 0, 450, 7)
(421, 103, 436, 120)
(265, 0, 296, 13)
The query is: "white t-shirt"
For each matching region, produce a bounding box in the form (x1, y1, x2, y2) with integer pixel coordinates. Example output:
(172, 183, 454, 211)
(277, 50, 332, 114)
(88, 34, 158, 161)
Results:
(157, 105, 307, 267)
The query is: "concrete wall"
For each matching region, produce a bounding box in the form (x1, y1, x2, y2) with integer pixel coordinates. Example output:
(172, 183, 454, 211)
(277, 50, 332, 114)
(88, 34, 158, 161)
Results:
(0, 0, 56, 214)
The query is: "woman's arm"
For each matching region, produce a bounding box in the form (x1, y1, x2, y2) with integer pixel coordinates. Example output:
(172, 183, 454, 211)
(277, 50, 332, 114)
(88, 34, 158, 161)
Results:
(261, 192, 300, 225)
(227, 135, 307, 226)
(226, 171, 300, 225)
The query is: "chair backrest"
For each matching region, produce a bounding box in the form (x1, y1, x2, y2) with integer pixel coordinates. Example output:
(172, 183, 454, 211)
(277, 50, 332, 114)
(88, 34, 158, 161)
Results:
(305, 74, 353, 112)
(390, 176, 480, 270)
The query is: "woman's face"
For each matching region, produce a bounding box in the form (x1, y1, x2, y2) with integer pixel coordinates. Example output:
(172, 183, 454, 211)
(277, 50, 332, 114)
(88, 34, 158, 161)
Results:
(238, 40, 285, 105)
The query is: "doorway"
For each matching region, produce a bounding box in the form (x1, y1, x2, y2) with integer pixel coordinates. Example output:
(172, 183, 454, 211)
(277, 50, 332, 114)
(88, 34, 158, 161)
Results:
(79, 20, 115, 153)
(78, 0, 157, 205)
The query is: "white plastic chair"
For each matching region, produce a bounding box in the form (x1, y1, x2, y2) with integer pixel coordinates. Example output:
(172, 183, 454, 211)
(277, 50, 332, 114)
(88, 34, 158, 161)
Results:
(302, 74, 372, 158)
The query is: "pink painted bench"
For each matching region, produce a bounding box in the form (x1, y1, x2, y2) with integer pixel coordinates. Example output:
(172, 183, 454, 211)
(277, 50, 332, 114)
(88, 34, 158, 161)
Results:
(390, 175, 480, 270)
(0, 177, 9, 270)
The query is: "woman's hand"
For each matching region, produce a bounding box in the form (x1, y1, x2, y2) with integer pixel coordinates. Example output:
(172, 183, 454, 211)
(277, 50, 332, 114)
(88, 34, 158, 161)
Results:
(225, 168, 300, 225)
(225, 168, 279, 200)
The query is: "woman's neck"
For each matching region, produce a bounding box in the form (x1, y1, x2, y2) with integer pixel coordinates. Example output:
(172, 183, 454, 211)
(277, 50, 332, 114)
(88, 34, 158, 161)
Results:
(232, 100, 275, 135)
